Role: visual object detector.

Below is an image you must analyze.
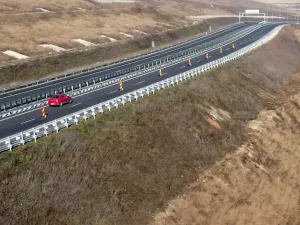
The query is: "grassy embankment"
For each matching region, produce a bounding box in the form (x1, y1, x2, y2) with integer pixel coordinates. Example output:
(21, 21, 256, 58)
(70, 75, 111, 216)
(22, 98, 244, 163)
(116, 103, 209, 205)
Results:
(0, 25, 299, 225)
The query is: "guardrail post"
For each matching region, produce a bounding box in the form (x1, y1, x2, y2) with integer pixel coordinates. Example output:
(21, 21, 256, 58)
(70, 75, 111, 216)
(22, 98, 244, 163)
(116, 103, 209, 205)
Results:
(54, 120, 59, 133)
(6, 137, 12, 151)
(21, 132, 25, 145)
(170, 78, 175, 86)
(91, 107, 96, 118)
(64, 117, 68, 128)
(33, 129, 37, 142)
(97, 104, 102, 114)
(121, 97, 126, 105)
(44, 125, 48, 137)
(83, 112, 87, 120)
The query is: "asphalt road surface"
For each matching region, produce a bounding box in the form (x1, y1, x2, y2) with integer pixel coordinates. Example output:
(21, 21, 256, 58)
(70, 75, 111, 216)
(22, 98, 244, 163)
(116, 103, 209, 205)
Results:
(0, 23, 251, 105)
(0, 23, 277, 139)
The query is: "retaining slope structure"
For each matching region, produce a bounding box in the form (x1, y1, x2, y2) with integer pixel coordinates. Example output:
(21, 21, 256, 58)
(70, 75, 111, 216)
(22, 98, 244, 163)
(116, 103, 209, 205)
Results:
(0, 24, 264, 118)
(0, 25, 284, 153)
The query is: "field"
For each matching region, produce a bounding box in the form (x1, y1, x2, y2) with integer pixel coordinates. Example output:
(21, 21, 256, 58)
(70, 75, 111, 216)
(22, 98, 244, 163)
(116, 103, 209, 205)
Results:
(1, 25, 299, 225)
(0, 0, 227, 58)
(0, 0, 283, 64)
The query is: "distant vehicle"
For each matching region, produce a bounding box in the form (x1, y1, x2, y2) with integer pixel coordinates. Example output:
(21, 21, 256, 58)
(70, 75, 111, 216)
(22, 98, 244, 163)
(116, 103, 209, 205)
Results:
(48, 94, 72, 106)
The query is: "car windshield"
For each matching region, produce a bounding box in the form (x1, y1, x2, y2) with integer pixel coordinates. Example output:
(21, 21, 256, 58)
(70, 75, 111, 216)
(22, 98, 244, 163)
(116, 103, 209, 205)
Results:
(50, 95, 59, 98)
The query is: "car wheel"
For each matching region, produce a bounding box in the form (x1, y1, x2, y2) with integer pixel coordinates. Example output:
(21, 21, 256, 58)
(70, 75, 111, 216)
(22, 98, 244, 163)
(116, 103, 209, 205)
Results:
(69, 99, 73, 104)
(59, 102, 63, 107)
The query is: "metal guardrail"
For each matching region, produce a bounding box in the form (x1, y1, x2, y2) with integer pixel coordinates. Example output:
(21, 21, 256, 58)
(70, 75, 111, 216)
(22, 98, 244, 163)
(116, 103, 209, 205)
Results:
(0, 22, 245, 94)
(0, 24, 284, 153)
(0, 24, 264, 118)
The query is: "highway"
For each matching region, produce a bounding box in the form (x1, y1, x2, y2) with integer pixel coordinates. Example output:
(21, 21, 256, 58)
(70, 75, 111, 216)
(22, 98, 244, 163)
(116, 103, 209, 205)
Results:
(0, 23, 251, 106)
(0, 23, 278, 139)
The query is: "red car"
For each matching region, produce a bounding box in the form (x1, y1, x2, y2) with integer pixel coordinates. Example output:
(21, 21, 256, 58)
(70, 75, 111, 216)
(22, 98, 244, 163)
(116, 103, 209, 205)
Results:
(48, 94, 72, 106)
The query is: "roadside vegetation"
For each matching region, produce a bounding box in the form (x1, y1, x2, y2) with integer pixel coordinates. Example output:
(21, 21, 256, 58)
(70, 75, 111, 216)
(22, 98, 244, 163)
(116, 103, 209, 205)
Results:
(0, 25, 299, 225)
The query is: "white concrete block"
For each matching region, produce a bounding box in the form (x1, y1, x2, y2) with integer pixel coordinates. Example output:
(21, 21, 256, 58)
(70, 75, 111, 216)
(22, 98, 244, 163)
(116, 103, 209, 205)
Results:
(73, 39, 96, 46)
(133, 29, 148, 35)
(2, 50, 29, 60)
(120, 32, 134, 39)
(37, 8, 50, 12)
(39, 44, 66, 52)
(101, 35, 118, 42)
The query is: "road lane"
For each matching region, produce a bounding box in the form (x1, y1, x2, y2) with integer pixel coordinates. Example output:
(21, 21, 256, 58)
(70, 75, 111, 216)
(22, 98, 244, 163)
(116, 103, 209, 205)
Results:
(0, 23, 251, 104)
(0, 24, 277, 139)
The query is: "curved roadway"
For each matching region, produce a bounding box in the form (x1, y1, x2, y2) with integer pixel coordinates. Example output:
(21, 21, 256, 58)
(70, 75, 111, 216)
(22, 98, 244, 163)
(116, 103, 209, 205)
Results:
(0, 23, 278, 139)
(0, 23, 251, 106)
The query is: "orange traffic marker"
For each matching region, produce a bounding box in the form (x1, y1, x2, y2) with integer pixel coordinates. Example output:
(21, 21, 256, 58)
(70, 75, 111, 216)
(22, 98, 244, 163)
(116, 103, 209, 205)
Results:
(188, 59, 192, 66)
(205, 52, 209, 60)
(41, 107, 47, 118)
(159, 69, 163, 76)
(119, 80, 123, 91)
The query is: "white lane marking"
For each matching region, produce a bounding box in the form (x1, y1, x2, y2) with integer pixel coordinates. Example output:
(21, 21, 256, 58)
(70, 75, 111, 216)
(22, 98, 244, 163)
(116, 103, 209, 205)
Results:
(0, 26, 243, 100)
(108, 90, 118, 95)
(197, 60, 201, 62)
(21, 118, 35, 124)
(181, 66, 186, 68)
(70, 103, 81, 108)
(133, 80, 145, 85)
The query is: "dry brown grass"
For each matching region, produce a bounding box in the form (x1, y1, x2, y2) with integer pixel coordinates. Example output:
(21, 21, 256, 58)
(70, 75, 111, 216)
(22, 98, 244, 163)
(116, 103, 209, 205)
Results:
(0, 0, 280, 60)
(0, 9, 183, 56)
(0, 25, 299, 225)
(152, 87, 300, 224)
(149, 25, 300, 225)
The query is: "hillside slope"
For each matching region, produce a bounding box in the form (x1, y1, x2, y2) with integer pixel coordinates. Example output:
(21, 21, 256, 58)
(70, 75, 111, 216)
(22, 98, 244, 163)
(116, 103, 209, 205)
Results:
(0, 25, 299, 225)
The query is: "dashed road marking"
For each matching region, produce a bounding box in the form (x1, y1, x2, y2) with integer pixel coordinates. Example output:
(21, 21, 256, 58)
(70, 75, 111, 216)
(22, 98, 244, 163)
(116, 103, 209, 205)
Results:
(133, 80, 145, 85)
(21, 118, 35, 124)
(108, 90, 118, 95)
(70, 103, 81, 108)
